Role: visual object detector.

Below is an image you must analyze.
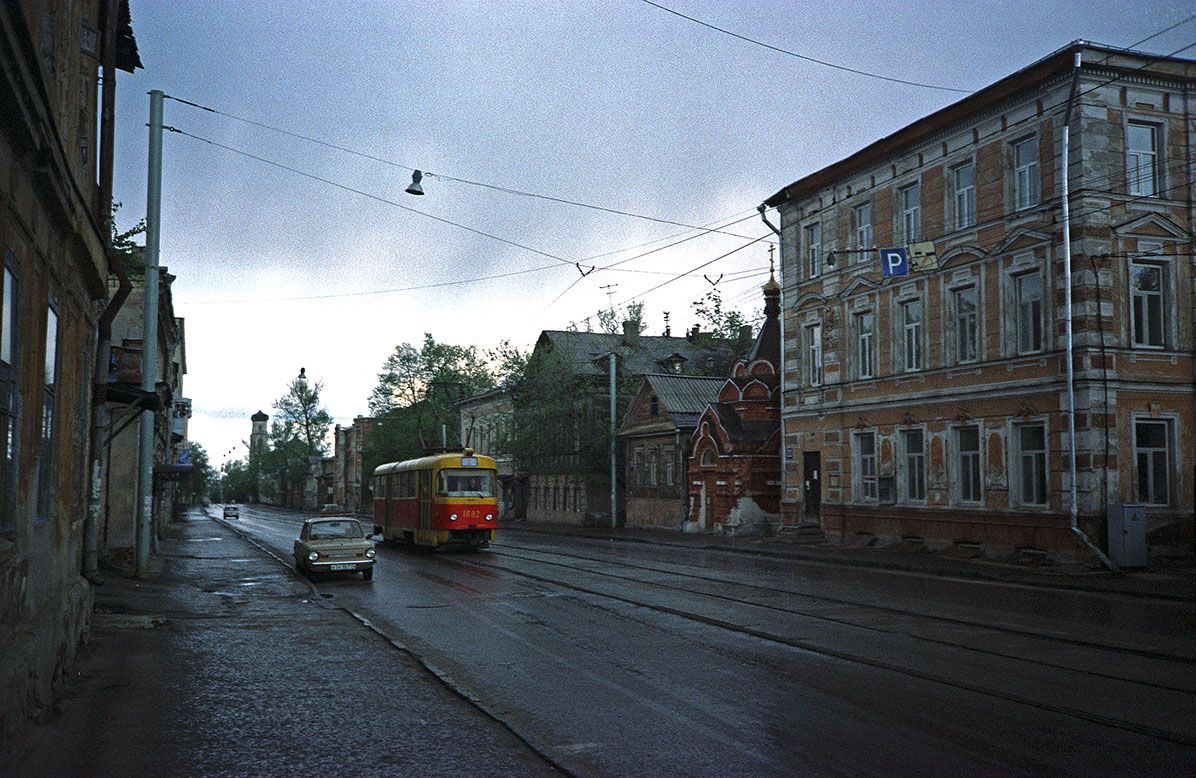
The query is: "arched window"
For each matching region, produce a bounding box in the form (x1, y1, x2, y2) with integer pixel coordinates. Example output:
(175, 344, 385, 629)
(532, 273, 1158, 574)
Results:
(700, 448, 716, 467)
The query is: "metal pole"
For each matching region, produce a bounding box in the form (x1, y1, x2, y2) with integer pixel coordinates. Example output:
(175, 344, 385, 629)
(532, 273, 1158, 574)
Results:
(1061, 53, 1117, 573)
(136, 90, 163, 577)
(609, 352, 617, 529)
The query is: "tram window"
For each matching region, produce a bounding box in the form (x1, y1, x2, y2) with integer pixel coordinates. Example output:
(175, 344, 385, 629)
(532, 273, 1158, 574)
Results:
(438, 469, 495, 497)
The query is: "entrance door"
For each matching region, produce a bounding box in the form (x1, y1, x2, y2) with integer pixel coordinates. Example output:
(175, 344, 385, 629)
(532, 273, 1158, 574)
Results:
(703, 475, 718, 532)
(802, 452, 821, 524)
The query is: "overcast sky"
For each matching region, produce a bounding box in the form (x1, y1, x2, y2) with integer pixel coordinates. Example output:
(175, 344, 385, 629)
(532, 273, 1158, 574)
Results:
(110, 0, 1193, 467)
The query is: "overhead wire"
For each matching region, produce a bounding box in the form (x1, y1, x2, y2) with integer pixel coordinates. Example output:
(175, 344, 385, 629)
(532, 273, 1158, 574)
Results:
(636, 0, 972, 94)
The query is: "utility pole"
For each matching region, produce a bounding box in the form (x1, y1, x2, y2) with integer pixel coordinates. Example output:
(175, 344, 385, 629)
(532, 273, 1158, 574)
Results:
(136, 90, 163, 577)
(609, 352, 616, 529)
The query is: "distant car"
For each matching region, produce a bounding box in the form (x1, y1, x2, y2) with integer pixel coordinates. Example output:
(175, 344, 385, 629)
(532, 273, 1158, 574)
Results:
(223, 505, 239, 519)
(294, 517, 376, 581)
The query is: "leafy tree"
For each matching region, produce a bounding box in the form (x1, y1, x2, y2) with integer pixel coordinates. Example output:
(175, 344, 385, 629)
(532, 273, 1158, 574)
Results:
(219, 459, 256, 503)
(182, 442, 215, 503)
(274, 374, 333, 457)
(110, 202, 146, 275)
(363, 334, 496, 476)
(486, 339, 529, 386)
(596, 301, 646, 335)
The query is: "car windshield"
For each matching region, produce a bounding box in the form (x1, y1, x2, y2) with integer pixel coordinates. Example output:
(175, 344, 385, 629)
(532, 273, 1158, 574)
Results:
(438, 469, 495, 498)
(308, 520, 363, 540)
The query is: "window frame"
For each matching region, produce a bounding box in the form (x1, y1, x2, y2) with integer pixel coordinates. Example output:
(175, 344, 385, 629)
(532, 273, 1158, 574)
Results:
(1012, 135, 1040, 211)
(1013, 270, 1043, 355)
(854, 310, 875, 379)
(37, 299, 60, 522)
(1129, 251, 1167, 349)
(1014, 421, 1048, 507)
(900, 298, 923, 372)
(899, 182, 921, 243)
(1126, 120, 1161, 198)
(951, 159, 977, 229)
(855, 431, 878, 502)
(805, 322, 823, 387)
(0, 256, 18, 533)
(852, 201, 872, 257)
(901, 428, 926, 502)
(955, 425, 983, 504)
(805, 221, 822, 279)
(1133, 418, 1171, 506)
(953, 285, 980, 363)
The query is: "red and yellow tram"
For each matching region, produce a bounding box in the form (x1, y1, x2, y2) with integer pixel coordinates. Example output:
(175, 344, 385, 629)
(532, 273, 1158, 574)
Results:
(371, 449, 498, 549)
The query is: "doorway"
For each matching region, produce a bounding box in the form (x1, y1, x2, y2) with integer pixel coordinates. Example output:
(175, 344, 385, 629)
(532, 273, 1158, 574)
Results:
(802, 451, 821, 524)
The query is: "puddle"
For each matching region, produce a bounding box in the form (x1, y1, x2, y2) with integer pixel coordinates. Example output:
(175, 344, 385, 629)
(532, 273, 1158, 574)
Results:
(186, 537, 225, 542)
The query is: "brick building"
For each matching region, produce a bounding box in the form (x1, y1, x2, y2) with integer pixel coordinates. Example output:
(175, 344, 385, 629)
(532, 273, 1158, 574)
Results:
(333, 415, 373, 513)
(762, 42, 1195, 562)
(618, 373, 723, 530)
(688, 273, 783, 534)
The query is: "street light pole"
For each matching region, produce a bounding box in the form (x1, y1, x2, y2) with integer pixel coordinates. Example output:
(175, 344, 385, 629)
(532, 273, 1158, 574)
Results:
(609, 352, 617, 529)
(136, 90, 163, 577)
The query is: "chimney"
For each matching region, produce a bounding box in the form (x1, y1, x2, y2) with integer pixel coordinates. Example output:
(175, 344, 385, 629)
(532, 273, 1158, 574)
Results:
(622, 319, 639, 345)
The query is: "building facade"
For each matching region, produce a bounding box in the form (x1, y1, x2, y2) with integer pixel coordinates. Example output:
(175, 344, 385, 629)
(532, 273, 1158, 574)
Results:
(688, 274, 783, 534)
(333, 416, 373, 513)
(0, 0, 139, 744)
(619, 373, 724, 530)
(764, 42, 1195, 562)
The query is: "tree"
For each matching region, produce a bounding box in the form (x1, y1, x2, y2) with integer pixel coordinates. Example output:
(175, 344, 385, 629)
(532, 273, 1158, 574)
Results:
(111, 202, 146, 275)
(363, 334, 496, 476)
(274, 374, 333, 457)
(689, 288, 757, 370)
(182, 442, 215, 504)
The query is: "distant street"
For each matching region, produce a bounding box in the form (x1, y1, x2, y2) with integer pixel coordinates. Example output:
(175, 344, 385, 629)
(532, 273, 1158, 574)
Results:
(228, 505, 1196, 777)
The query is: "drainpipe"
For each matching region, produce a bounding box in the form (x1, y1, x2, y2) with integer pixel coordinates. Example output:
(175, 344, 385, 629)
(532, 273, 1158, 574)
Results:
(758, 204, 788, 522)
(1062, 50, 1118, 572)
(83, 0, 134, 583)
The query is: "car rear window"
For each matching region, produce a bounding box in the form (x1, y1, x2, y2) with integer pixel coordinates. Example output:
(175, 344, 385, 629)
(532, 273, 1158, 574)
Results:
(309, 520, 363, 540)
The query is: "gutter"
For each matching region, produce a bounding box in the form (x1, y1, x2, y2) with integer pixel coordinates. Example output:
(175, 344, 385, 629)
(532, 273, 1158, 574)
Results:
(83, 0, 134, 584)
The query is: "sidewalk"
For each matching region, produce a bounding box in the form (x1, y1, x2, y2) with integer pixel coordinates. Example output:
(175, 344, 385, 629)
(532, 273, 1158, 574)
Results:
(3, 511, 558, 778)
(501, 519, 1196, 602)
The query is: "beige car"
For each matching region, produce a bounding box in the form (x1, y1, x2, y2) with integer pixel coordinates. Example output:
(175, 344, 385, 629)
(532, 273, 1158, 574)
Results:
(294, 517, 376, 581)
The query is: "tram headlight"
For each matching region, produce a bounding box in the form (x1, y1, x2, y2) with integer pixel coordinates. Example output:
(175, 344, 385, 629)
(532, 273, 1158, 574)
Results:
(307, 551, 319, 562)
(449, 513, 458, 521)
(365, 547, 376, 558)
(485, 514, 493, 521)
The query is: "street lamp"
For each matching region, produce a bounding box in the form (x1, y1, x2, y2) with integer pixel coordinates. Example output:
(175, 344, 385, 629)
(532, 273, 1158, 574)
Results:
(406, 170, 425, 196)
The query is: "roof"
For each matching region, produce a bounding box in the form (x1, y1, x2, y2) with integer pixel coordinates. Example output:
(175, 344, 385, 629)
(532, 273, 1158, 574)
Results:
(706, 403, 779, 450)
(536, 330, 730, 378)
(643, 373, 726, 429)
(763, 42, 1196, 207)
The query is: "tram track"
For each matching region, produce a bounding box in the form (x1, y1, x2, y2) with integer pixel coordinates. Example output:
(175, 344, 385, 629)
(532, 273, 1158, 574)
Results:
(437, 541, 1196, 747)
(489, 542, 1196, 668)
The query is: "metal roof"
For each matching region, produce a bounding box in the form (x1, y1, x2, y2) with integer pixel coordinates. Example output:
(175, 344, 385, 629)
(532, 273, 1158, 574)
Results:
(536, 330, 732, 377)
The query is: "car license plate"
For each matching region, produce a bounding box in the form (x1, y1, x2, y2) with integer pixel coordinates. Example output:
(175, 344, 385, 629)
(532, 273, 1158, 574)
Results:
(329, 563, 354, 571)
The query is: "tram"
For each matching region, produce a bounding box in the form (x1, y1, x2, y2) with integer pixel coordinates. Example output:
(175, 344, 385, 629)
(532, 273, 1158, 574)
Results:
(371, 449, 498, 549)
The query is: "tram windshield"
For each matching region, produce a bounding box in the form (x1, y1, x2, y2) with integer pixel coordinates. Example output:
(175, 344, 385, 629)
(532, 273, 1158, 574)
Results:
(438, 469, 495, 498)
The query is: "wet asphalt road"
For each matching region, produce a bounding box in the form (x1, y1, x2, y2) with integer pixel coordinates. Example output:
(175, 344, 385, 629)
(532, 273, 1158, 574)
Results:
(229, 505, 1196, 778)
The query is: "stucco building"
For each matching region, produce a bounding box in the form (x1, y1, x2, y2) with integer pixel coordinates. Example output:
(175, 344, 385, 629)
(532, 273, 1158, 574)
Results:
(0, 0, 140, 743)
(763, 42, 1195, 562)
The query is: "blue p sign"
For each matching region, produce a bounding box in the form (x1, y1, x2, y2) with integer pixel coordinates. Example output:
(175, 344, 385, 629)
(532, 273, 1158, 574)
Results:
(880, 248, 909, 277)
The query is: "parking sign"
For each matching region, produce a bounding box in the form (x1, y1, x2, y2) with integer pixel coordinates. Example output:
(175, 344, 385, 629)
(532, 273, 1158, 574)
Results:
(880, 247, 909, 277)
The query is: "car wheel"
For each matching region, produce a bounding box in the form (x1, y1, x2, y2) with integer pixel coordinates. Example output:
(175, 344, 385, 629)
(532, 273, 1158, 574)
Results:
(362, 567, 373, 581)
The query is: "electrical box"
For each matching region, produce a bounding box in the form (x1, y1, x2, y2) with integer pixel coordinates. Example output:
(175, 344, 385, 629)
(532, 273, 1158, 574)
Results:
(1107, 504, 1148, 568)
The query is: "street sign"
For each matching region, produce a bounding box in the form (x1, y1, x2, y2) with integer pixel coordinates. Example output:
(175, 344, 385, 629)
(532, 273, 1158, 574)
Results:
(909, 241, 938, 272)
(880, 247, 909, 277)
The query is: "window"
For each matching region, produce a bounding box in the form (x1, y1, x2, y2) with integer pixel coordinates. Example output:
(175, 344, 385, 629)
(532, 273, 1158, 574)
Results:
(954, 286, 979, 363)
(648, 447, 659, 486)
(857, 432, 877, 501)
(854, 311, 874, 379)
(1, 260, 17, 531)
(952, 161, 976, 229)
(1134, 420, 1170, 505)
(899, 183, 921, 243)
(805, 323, 822, 386)
(852, 202, 872, 255)
(37, 303, 59, 520)
(1015, 273, 1042, 354)
(665, 448, 675, 486)
(1130, 261, 1165, 347)
(901, 300, 922, 371)
(902, 430, 925, 501)
(630, 447, 643, 485)
(957, 426, 982, 503)
(1016, 423, 1047, 506)
(805, 222, 821, 278)
(1127, 122, 1160, 197)
(1013, 136, 1040, 210)
(437, 469, 495, 498)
